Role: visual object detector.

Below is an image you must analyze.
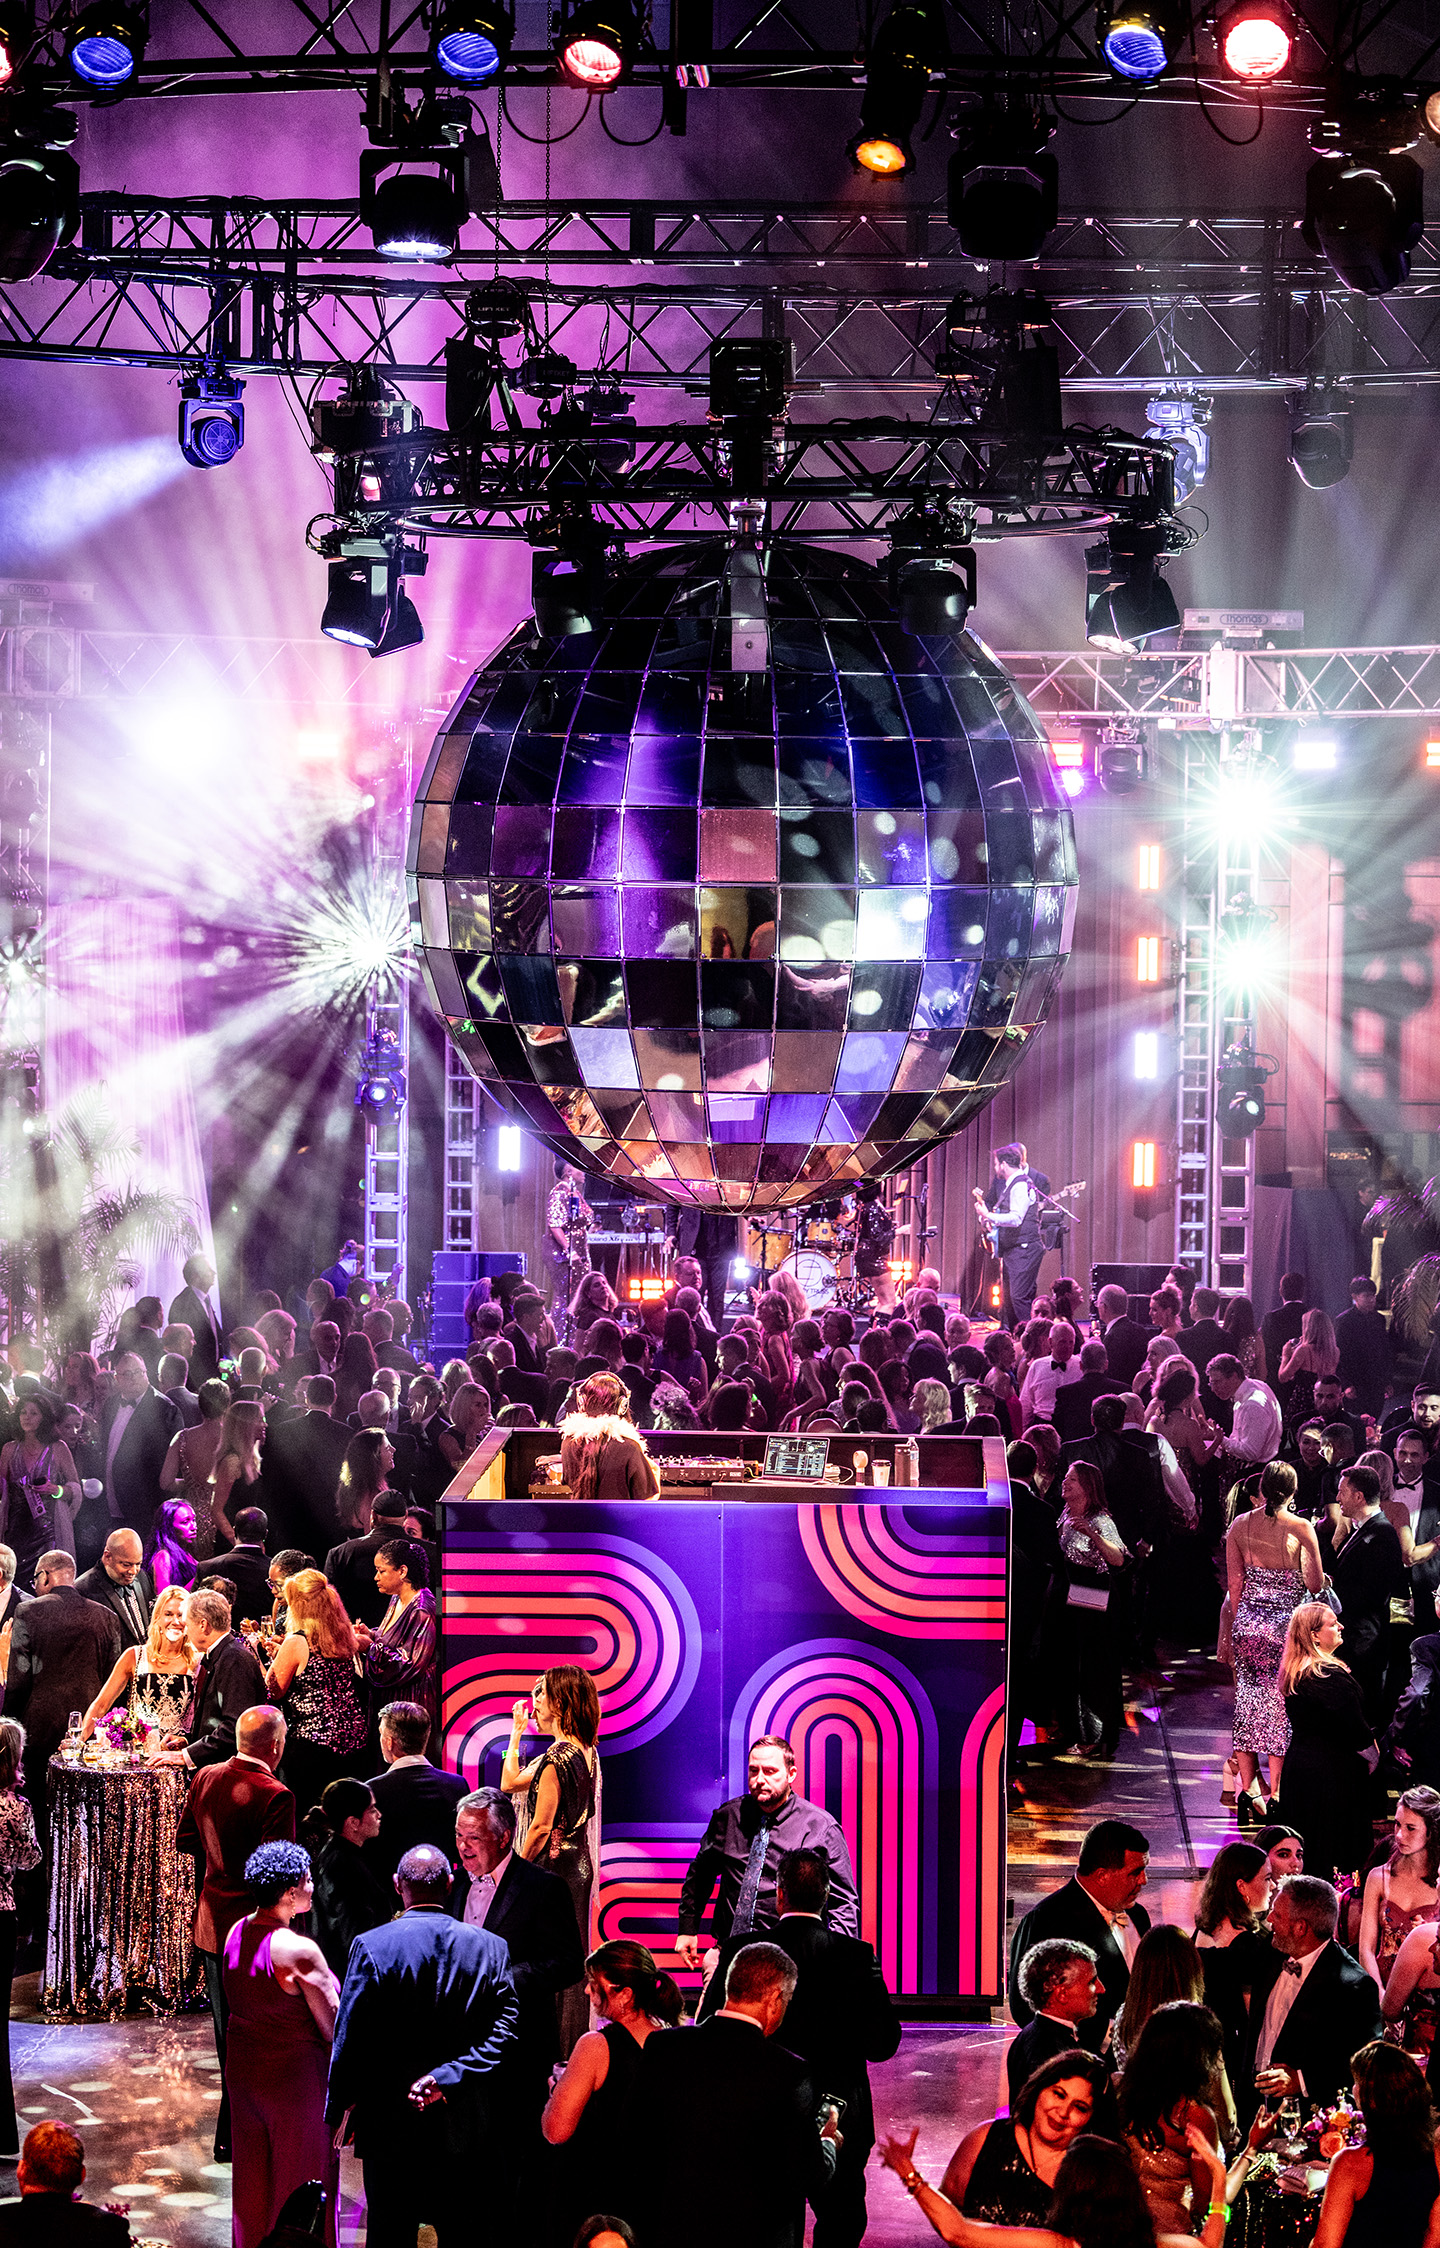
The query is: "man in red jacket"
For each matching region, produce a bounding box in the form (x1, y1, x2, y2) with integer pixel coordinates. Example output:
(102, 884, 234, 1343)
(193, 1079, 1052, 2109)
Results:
(176, 1703, 294, 2163)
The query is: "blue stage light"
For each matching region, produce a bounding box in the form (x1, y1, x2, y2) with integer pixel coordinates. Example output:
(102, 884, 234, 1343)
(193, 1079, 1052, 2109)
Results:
(67, 6, 146, 87)
(435, 8, 511, 81)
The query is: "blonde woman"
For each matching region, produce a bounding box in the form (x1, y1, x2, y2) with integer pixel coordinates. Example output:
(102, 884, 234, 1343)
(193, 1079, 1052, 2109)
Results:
(265, 1568, 368, 1813)
(81, 1584, 196, 1739)
(211, 1400, 266, 1551)
(1275, 1602, 1376, 1886)
(1278, 1309, 1341, 1424)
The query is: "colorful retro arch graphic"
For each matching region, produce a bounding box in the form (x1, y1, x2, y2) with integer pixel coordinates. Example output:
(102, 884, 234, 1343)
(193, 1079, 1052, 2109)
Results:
(727, 1639, 940, 1996)
(958, 1682, 1007, 2000)
(442, 1532, 702, 1780)
(796, 1502, 1005, 1639)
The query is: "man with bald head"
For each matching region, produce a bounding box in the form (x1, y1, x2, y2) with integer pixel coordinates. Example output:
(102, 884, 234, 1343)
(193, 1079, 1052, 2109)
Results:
(328, 1842, 518, 2246)
(75, 1530, 153, 1649)
(97, 1351, 181, 1542)
(177, 1704, 294, 2164)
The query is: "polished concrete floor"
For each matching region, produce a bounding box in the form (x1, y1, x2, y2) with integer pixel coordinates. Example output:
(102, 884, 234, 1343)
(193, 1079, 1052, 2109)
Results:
(7, 1645, 1238, 2246)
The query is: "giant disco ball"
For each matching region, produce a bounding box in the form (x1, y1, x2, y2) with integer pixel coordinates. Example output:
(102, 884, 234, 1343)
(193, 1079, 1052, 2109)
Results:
(408, 539, 1077, 1213)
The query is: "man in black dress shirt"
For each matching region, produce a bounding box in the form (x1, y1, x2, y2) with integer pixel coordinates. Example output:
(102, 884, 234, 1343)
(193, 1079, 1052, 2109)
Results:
(1009, 1818, 1151, 2053)
(697, 1848, 900, 2248)
(678, 1736, 860, 1964)
(629, 1940, 841, 2248)
(74, 1529, 153, 1650)
(1261, 1273, 1308, 1378)
(154, 1590, 267, 1770)
(1335, 1277, 1394, 1420)
(1005, 1939, 1101, 2103)
(364, 1701, 469, 1880)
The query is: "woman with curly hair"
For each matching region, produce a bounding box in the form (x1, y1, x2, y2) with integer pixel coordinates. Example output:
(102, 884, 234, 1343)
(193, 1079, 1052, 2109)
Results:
(502, 1663, 603, 2054)
(222, 1838, 340, 2248)
(559, 1372, 660, 1506)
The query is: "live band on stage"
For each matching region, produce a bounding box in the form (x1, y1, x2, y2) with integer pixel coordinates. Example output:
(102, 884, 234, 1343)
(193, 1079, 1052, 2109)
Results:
(544, 1144, 1082, 1333)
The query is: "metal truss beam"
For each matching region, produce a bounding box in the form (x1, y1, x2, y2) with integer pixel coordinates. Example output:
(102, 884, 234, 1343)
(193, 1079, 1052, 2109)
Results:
(1000, 646, 1440, 722)
(7, 200, 1440, 395)
(0, 0, 1389, 108)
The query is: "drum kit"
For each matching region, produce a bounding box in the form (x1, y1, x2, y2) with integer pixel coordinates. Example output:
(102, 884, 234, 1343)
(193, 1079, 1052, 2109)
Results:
(746, 1198, 874, 1313)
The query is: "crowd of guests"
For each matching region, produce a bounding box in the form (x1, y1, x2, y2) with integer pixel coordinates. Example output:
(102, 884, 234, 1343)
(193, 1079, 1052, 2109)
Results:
(976, 1816, 1440, 2248)
(166, 1694, 891, 2248)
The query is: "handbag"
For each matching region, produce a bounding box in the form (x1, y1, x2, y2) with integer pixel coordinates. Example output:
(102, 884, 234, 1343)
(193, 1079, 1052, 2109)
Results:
(1067, 1582, 1110, 1613)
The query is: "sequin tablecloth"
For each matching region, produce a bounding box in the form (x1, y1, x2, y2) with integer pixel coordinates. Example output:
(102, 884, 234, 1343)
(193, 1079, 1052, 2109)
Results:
(43, 1758, 204, 2018)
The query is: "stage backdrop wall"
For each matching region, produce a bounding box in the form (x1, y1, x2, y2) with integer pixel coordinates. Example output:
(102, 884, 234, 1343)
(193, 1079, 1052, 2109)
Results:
(441, 1492, 1010, 2006)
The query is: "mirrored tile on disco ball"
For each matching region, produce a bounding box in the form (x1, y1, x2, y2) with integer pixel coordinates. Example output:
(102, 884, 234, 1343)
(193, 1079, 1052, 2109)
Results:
(698, 888, 776, 964)
(626, 738, 701, 805)
(489, 881, 551, 954)
(498, 957, 564, 1025)
(701, 960, 775, 1030)
(855, 889, 928, 961)
(632, 1027, 702, 1090)
(552, 809, 621, 881)
(570, 1027, 641, 1089)
(836, 1033, 907, 1095)
(779, 807, 856, 885)
(851, 740, 922, 809)
(444, 802, 494, 876)
(894, 1032, 959, 1092)
(557, 738, 630, 807)
(501, 737, 566, 806)
(778, 887, 857, 961)
(622, 885, 698, 959)
(775, 962, 850, 1032)
(551, 888, 621, 956)
(647, 1090, 707, 1141)
(769, 1032, 842, 1092)
(777, 741, 851, 806)
(703, 1032, 771, 1093)
(916, 961, 979, 1031)
(848, 960, 922, 1031)
(855, 809, 926, 886)
(625, 959, 698, 1029)
(621, 809, 699, 885)
(925, 811, 986, 885)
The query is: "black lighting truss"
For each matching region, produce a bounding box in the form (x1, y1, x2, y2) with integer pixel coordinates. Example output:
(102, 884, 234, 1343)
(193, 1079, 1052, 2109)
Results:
(305, 412, 1181, 547)
(8, 196, 1440, 393)
(9, 0, 1440, 109)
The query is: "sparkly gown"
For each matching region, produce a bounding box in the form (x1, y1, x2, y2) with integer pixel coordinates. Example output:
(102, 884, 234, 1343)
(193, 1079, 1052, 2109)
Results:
(172, 1425, 223, 1559)
(527, 1738, 597, 2056)
(127, 1652, 194, 1735)
(1231, 1552, 1306, 1757)
(960, 2120, 1055, 2225)
(279, 1647, 369, 1815)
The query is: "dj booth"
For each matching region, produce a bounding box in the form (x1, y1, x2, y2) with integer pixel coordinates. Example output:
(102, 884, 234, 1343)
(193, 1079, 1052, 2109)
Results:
(440, 1429, 1010, 2011)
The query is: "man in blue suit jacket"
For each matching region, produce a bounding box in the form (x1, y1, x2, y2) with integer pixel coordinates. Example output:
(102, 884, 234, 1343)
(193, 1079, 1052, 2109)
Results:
(327, 1844, 518, 2248)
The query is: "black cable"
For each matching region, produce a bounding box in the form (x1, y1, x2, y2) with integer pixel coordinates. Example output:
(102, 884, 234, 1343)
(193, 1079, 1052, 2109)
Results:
(599, 92, 667, 145)
(1191, 63, 1265, 144)
(1049, 90, 1142, 125)
(500, 88, 593, 143)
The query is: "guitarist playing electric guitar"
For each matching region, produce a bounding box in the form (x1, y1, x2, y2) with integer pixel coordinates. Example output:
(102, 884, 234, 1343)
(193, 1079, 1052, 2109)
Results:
(973, 1143, 1048, 1331)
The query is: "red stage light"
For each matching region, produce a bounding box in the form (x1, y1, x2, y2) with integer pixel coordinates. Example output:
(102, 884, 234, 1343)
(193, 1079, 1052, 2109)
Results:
(1220, 2, 1291, 80)
(626, 1276, 665, 1302)
(887, 1258, 914, 1285)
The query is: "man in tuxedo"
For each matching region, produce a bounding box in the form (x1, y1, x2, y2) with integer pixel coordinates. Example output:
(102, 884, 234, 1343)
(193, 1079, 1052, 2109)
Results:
(1179, 1286, 1228, 1391)
(220, 1509, 275, 1627)
(4, 1551, 121, 1823)
(324, 1496, 411, 1628)
(1245, 1875, 1382, 2120)
(176, 1705, 294, 2162)
(628, 1940, 841, 2248)
(1052, 1343, 1123, 1446)
(327, 1843, 518, 2248)
(260, 1375, 350, 1554)
(0, 1545, 32, 1635)
(678, 1736, 860, 1963)
(1261, 1272, 1308, 1377)
(155, 1589, 266, 1770)
(0, 2122, 131, 2246)
(1335, 1277, 1394, 1420)
(74, 1530, 153, 1651)
(1332, 1465, 1407, 1721)
(1095, 1284, 1156, 1390)
(364, 1701, 469, 1881)
(448, 1788, 583, 2120)
(98, 1355, 181, 1542)
(154, 1353, 199, 1430)
(1005, 1939, 1101, 2105)
(168, 1252, 223, 1388)
(1009, 1818, 1151, 2053)
(697, 1848, 900, 2248)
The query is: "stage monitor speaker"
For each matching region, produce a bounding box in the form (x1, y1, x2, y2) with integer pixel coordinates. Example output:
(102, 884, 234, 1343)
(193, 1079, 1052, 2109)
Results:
(1090, 1261, 1173, 1323)
(430, 1249, 527, 1350)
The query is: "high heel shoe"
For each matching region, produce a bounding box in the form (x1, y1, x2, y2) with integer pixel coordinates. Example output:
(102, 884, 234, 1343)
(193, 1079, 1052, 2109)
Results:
(1236, 1789, 1262, 1828)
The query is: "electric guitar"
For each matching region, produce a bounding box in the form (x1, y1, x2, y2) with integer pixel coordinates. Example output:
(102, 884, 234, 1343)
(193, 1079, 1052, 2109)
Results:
(973, 1178, 1087, 1255)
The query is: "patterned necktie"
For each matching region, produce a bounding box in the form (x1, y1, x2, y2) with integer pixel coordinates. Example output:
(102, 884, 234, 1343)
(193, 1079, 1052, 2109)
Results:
(732, 1817, 774, 1935)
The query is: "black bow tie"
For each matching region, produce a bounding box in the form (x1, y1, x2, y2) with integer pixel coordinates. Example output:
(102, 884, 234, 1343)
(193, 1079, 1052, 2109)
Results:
(1283, 1959, 1303, 1979)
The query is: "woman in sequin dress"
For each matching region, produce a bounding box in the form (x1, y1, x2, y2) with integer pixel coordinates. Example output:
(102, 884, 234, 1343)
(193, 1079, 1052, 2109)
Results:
(1225, 1460, 1323, 1822)
(160, 1378, 230, 1558)
(222, 1839, 339, 2248)
(932, 2053, 1110, 2222)
(211, 1400, 265, 1552)
(80, 1585, 196, 1740)
(1359, 1790, 1440, 1993)
(0, 1717, 39, 2158)
(266, 1569, 368, 1815)
(502, 1663, 600, 2056)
